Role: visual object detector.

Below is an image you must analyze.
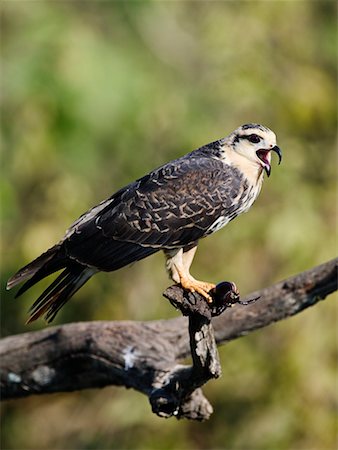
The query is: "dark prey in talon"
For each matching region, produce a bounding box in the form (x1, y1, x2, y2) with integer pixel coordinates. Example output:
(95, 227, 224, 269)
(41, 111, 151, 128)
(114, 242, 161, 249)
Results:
(207, 281, 240, 316)
(212, 281, 240, 302)
(209, 282, 260, 315)
(7, 123, 282, 323)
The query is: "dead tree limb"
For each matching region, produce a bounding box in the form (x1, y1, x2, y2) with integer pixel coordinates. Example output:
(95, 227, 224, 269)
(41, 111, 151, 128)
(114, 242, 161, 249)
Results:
(1, 258, 337, 421)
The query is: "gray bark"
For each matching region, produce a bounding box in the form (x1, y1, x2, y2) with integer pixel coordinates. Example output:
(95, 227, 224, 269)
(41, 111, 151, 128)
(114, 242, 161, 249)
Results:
(1, 258, 337, 421)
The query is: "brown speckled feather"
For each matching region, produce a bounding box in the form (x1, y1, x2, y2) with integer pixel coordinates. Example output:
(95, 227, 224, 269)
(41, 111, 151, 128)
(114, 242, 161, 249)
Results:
(63, 152, 245, 270)
(8, 123, 279, 322)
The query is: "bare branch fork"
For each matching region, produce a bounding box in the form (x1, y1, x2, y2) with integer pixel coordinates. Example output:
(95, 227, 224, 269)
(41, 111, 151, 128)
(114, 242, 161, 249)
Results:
(1, 258, 337, 421)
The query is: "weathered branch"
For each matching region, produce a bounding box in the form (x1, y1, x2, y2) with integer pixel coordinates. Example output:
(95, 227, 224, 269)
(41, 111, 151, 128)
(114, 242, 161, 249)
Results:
(1, 258, 337, 421)
(150, 281, 239, 418)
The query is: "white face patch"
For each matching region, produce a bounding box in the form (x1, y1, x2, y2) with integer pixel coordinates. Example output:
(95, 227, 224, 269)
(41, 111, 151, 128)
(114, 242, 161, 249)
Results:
(227, 125, 277, 171)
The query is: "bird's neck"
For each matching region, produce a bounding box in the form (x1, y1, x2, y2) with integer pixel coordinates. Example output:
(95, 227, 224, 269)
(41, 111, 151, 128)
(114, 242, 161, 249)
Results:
(222, 148, 264, 187)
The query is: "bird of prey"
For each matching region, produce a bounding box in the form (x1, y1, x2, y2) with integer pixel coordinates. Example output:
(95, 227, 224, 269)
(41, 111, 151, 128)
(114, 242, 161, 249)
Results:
(7, 123, 282, 323)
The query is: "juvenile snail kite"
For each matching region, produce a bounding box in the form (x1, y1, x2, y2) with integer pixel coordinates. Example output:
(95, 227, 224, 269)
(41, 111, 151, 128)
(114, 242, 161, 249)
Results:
(7, 123, 282, 323)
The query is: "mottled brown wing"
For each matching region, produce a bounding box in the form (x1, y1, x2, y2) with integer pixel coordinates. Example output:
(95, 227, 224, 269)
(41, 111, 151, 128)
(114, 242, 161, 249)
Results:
(63, 154, 243, 271)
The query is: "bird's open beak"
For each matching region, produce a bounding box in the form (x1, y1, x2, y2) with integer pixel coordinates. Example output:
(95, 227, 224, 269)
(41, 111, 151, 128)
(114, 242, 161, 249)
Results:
(256, 146, 282, 177)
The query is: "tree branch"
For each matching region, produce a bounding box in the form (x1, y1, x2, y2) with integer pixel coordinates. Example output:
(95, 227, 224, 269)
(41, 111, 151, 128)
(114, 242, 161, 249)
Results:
(1, 258, 337, 420)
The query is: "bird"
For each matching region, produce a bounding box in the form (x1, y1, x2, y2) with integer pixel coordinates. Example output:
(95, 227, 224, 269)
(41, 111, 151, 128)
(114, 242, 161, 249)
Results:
(7, 123, 282, 323)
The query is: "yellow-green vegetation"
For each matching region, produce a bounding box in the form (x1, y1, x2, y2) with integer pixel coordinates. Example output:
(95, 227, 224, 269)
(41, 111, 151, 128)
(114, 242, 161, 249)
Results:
(1, 2, 336, 449)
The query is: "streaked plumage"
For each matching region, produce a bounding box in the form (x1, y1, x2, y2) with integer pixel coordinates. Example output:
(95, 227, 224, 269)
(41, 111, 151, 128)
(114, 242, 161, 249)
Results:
(7, 123, 282, 323)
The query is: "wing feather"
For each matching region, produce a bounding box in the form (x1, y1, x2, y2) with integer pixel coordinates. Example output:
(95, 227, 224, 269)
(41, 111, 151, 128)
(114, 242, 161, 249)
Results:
(63, 153, 244, 271)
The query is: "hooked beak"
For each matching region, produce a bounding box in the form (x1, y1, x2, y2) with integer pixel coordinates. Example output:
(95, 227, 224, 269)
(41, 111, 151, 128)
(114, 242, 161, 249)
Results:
(256, 145, 282, 177)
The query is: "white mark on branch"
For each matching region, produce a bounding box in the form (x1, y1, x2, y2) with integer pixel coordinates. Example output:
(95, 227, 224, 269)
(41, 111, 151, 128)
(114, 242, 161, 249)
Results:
(31, 365, 55, 386)
(195, 325, 208, 365)
(123, 346, 137, 370)
(8, 372, 21, 383)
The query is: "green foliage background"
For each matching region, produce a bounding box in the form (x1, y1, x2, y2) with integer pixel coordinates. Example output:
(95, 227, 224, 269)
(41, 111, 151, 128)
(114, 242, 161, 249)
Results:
(1, 1, 337, 449)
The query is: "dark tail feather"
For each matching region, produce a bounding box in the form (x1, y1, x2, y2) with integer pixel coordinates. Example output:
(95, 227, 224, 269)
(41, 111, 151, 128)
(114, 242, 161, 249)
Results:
(14, 256, 67, 299)
(26, 264, 95, 324)
(7, 246, 62, 290)
(7, 246, 94, 323)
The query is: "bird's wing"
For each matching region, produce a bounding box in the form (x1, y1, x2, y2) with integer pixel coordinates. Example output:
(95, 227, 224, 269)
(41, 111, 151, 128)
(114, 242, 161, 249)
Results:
(62, 154, 244, 271)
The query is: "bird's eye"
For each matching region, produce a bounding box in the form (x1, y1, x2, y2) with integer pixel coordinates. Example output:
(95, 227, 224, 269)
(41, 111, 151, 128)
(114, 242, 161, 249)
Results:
(247, 134, 261, 144)
(248, 134, 261, 144)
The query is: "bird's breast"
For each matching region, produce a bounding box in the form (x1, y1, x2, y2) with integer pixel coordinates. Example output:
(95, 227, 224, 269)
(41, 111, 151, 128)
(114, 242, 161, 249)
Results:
(206, 181, 262, 236)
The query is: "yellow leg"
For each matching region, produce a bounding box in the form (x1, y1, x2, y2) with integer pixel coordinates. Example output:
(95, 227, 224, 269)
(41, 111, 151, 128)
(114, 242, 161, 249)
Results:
(164, 247, 215, 302)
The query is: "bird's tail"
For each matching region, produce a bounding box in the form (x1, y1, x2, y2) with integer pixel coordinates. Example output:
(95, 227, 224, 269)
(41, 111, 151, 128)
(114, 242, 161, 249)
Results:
(7, 246, 95, 323)
(26, 264, 95, 324)
(7, 245, 62, 291)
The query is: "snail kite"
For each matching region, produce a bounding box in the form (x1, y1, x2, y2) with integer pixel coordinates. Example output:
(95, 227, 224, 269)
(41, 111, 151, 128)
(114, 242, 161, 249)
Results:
(7, 123, 282, 323)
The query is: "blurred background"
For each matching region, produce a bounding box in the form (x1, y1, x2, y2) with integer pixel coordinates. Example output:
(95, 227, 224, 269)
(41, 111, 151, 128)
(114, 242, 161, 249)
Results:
(1, 1, 337, 449)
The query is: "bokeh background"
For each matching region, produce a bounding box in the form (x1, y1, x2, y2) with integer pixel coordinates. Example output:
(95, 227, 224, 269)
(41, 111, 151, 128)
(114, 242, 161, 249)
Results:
(1, 1, 337, 449)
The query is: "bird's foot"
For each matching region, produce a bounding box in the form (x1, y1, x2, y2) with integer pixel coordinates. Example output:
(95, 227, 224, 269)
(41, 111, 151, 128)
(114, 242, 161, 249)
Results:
(179, 277, 216, 303)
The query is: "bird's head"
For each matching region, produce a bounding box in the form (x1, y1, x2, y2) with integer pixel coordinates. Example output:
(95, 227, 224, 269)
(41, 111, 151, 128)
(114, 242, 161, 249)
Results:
(228, 123, 282, 177)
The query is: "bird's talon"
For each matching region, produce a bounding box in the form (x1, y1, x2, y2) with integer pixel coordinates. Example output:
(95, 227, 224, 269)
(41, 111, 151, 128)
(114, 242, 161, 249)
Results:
(179, 278, 216, 302)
